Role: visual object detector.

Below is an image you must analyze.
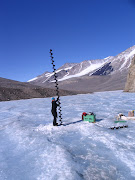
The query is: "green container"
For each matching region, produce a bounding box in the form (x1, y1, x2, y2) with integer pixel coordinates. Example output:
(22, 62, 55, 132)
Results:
(83, 115, 96, 123)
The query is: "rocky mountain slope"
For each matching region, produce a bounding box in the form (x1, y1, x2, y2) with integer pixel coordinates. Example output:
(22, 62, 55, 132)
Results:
(124, 55, 135, 92)
(28, 45, 135, 92)
(0, 77, 79, 101)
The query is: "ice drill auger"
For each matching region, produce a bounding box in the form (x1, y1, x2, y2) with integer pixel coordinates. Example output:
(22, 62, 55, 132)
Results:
(50, 49, 63, 125)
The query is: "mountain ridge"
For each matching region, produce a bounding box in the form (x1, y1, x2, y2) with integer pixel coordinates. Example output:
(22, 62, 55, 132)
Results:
(0, 77, 80, 101)
(28, 45, 135, 92)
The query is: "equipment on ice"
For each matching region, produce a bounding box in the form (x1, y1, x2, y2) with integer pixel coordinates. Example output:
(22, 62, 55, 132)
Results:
(110, 113, 129, 130)
(117, 112, 135, 121)
(110, 125, 128, 130)
(114, 120, 127, 123)
(82, 112, 96, 123)
(50, 49, 63, 125)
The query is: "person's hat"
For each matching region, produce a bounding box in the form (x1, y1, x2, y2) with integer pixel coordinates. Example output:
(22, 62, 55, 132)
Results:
(52, 97, 55, 100)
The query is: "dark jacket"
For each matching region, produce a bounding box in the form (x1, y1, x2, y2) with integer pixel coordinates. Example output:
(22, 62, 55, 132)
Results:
(51, 99, 59, 117)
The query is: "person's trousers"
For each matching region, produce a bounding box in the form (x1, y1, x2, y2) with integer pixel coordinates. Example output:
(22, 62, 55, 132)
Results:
(53, 116, 57, 125)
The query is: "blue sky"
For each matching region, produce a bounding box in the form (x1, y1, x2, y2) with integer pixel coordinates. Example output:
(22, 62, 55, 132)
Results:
(0, 0, 135, 82)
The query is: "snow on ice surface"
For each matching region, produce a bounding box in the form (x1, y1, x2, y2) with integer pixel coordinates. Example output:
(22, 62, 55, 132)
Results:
(0, 91, 135, 180)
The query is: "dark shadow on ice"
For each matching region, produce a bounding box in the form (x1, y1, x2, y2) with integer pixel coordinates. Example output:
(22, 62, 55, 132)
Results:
(62, 119, 103, 126)
(95, 119, 103, 122)
(62, 120, 83, 126)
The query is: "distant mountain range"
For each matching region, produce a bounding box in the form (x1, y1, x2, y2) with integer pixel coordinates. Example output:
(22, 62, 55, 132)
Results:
(28, 45, 135, 92)
(1, 45, 135, 101)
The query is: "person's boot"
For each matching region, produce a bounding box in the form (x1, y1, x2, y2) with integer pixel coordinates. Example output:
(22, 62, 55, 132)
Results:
(53, 123, 58, 126)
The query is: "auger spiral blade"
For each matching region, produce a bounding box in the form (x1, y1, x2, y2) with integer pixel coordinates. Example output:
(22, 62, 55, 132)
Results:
(50, 49, 63, 124)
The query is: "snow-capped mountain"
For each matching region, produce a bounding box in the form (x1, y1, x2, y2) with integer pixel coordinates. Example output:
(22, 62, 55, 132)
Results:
(28, 45, 135, 92)
(91, 46, 135, 76)
(28, 57, 112, 83)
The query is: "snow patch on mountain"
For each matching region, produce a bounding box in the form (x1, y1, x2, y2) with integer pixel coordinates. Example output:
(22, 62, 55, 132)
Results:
(126, 48, 135, 60)
(57, 61, 107, 81)
(28, 77, 38, 82)
(104, 56, 113, 60)
(113, 46, 135, 72)
(45, 66, 73, 78)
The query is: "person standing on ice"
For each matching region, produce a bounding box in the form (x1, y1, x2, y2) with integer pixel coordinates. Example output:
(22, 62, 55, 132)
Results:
(51, 97, 59, 126)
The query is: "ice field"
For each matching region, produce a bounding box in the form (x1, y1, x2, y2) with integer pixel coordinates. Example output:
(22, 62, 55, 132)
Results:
(0, 91, 135, 180)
